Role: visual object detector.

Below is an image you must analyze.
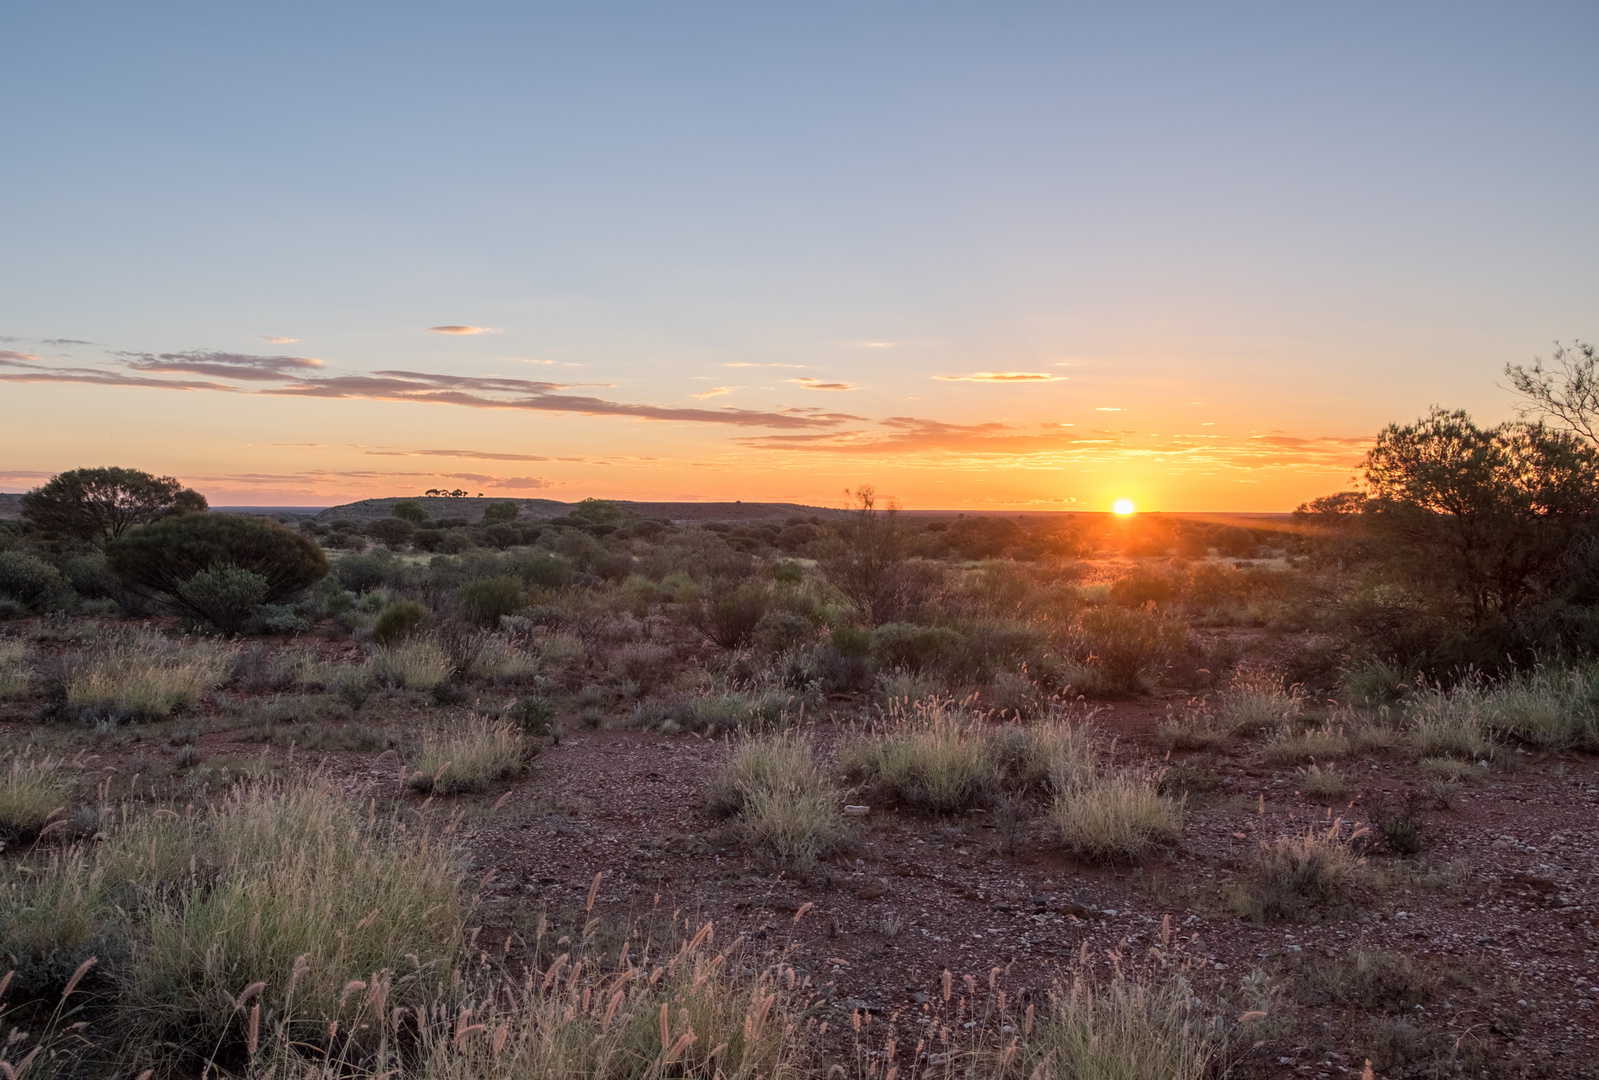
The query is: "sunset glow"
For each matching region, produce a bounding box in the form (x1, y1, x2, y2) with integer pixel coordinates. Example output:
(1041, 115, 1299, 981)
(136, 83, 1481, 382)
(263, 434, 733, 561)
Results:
(1, 7, 1594, 511)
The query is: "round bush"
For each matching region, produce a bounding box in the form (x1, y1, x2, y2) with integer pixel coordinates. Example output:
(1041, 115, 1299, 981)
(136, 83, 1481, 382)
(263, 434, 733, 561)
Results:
(176, 564, 270, 635)
(373, 599, 428, 645)
(456, 575, 526, 626)
(0, 550, 67, 609)
(107, 513, 328, 616)
(333, 553, 394, 593)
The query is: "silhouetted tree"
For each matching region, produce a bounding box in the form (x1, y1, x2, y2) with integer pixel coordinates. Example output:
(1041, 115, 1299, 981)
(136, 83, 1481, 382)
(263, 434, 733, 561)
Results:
(1505, 340, 1599, 444)
(819, 486, 910, 624)
(1362, 407, 1599, 621)
(21, 467, 207, 543)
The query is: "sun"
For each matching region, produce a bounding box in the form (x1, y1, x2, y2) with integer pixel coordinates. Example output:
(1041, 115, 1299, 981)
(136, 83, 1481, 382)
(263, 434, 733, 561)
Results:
(1112, 499, 1136, 515)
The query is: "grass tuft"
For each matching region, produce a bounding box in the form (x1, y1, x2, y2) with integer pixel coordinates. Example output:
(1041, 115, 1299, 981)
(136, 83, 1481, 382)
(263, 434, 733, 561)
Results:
(1051, 769, 1182, 863)
(1231, 820, 1366, 922)
(407, 718, 527, 794)
(61, 630, 230, 722)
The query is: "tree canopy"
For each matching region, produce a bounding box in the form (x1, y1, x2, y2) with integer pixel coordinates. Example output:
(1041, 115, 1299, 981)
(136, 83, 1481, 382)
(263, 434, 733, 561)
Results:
(20, 467, 207, 543)
(107, 513, 328, 618)
(1361, 407, 1599, 619)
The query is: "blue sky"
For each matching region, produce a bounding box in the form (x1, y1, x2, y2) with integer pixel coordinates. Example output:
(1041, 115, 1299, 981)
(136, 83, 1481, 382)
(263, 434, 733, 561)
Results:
(3, 2, 1596, 509)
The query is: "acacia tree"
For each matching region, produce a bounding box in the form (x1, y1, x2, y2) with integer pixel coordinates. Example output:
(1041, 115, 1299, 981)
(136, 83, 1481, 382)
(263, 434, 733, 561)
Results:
(20, 467, 207, 543)
(819, 485, 910, 625)
(1505, 340, 1599, 444)
(1362, 407, 1599, 621)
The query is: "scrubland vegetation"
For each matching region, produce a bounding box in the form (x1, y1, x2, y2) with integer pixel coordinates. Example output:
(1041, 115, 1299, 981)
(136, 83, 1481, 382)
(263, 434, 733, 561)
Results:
(5, 365, 1599, 1077)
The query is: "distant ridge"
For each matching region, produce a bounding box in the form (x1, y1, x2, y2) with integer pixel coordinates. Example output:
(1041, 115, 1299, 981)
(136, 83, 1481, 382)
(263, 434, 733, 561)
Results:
(311, 496, 847, 524)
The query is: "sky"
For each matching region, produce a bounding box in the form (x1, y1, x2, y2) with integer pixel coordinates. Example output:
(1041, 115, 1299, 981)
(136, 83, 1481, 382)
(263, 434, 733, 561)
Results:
(2, 2, 1597, 512)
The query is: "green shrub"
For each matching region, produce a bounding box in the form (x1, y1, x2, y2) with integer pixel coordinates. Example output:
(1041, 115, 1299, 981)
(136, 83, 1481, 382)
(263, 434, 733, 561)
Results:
(0, 550, 69, 610)
(508, 695, 556, 735)
(371, 599, 428, 645)
(332, 552, 396, 593)
(392, 499, 428, 524)
(175, 563, 269, 635)
(1108, 567, 1175, 607)
(752, 610, 815, 654)
(699, 583, 769, 649)
(868, 622, 964, 672)
(455, 575, 526, 626)
(481, 500, 520, 525)
(1072, 606, 1187, 695)
(108, 514, 328, 621)
(367, 516, 414, 547)
(511, 552, 571, 589)
(828, 625, 871, 656)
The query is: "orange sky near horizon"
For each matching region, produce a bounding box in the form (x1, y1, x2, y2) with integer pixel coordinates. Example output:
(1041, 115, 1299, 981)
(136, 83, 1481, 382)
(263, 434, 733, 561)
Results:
(0, 347, 1375, 511)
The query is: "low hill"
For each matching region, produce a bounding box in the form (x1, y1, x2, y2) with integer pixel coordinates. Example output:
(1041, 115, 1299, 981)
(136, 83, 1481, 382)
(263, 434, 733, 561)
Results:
(313, 496, 849, 524)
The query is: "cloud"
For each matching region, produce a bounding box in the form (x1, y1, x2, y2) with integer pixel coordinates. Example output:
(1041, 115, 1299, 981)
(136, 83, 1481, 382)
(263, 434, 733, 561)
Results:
(363, 448, 579, 463)
(262, 336, 299, 344)
(427, 325, 495, 335)
(496, 476, 556, 489)
(792, 377, 857, 391)
(1095, 407, 1124, 411)
(41, 338, 94, 346)
(739, 417, 1090, 455)
(691, 386, 733, 399)
(4, 347, 850, 430)
(119, 350, 325, 382)
(932, 372, 1066, 383)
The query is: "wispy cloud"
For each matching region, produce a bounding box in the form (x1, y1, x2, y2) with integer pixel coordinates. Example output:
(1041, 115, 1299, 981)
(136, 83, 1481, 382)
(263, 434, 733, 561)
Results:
(792, 377, 857, 391)
(41, 338, 94, 347)
(262, 335, 299, 344)
(119, 350, 325, 382)
(691, 386, 733, 399)
(0, 346, 849, 430)
(1095, 406, 1124, 411)
(363, 448, 583, 463)
(932, 372, 1066, 383)
(427, 325, 495, 335)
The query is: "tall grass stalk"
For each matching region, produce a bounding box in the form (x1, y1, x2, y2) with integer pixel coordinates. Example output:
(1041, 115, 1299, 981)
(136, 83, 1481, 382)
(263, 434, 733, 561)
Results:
(62, 630, 230, 721)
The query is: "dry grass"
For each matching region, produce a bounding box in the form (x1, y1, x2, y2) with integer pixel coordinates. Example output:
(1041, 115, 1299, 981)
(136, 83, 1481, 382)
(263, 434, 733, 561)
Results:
(1231, 819, 1366, 923)
(373, 637, 453, 690)
(407, 718, 527, 794)
(1403, 687, 1494, 760)
(61, 629, 230, 721)
(840, 701, 994, 813)
(1297, 764, 1347, 802)
(1155, 701, 1229, 751)
(1013, 964, 1221, 1080)
(1217, 667, 1303, 733)
(1405, 667, 1599, 751)
(0, 639, 28, 701)
(0, 752, 69, 844)
(1051, 769, 1182, 863)
(708, 731, 849, 871)
(1262, 719, 1352, 764)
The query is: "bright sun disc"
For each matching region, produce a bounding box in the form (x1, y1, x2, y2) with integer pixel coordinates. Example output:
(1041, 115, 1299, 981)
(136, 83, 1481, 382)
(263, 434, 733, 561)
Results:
(1112, 499, 1136, 515)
